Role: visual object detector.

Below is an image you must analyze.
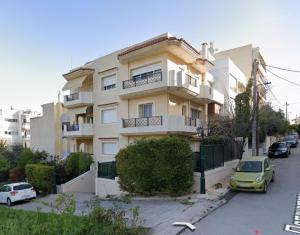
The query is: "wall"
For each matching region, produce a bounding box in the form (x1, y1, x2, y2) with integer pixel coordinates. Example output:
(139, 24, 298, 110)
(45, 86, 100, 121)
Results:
(96, 177, 123, 197)
(193, 159, 239, 192)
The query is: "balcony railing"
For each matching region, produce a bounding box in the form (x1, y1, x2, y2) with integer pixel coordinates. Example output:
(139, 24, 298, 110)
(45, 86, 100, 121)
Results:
(185, 117, 197, 127)
(122, 71, 162, 89)
(122, 116, 163, 128)
(67, 124, 80, 131)
(185, 74, 197, 87)
(65, 93, 79, 102)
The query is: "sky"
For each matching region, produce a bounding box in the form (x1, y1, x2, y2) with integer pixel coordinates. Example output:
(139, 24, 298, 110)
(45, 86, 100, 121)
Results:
(0, 0, 300, 120)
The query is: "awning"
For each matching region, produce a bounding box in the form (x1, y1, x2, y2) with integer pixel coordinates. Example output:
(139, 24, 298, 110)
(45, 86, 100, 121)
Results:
(62, 75, 87, 91)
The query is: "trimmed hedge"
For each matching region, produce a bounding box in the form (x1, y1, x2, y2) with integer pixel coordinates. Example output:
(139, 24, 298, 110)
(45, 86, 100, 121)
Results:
(9, 167, 25, 182)
(26, 164, 55, 194)
(116, 136, 194, 196)
(65, 152, 93, 179)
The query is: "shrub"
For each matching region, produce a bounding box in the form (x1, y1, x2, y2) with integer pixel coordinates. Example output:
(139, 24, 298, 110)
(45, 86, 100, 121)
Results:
(9, 167, 25, 182)
(65, 152, 93, 179)
(18, 148, 47, 169)
(116, 136, 194, 196)
(202, 135, 226, 145)
(26, 164, 55, 194)
(0, 154, 10, 182)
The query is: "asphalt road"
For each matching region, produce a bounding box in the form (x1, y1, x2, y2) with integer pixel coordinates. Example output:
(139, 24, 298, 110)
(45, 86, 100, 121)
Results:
(182, 146, 300, 235)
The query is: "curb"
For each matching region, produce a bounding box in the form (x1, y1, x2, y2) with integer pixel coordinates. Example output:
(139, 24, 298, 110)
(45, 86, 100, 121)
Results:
(176, 190, 237, 234)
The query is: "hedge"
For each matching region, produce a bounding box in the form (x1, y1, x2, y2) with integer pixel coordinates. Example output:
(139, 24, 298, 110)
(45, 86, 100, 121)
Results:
(116, 136, 194, 196)
(25, 164, 55, 194)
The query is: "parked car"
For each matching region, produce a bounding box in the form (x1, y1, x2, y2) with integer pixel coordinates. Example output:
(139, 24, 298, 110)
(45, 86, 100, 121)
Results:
(288, 132, 299, 139)
(230, 156, 274, 193)
(283, 135, 298, 148)
(0, 182, 36, 206)
(268, 142, 290, 158)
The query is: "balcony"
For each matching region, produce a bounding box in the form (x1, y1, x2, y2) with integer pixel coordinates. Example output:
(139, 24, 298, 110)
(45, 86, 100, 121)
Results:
(197, 85, 224, 105)
(120, 71, 165, 98)
(120, 115, 201, 136)
(63, 123, 93, 138)
(63, 92, 93, 108)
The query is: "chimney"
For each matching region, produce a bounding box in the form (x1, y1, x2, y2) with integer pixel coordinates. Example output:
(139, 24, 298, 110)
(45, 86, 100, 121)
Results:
(209, 41, 214, 55)
(201, 43, 208, 59)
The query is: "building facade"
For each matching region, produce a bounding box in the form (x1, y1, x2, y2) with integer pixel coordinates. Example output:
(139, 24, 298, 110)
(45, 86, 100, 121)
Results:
(30, 102, 65, 157)
(0, 108, 39, 147)
(60, 33, 226, 196)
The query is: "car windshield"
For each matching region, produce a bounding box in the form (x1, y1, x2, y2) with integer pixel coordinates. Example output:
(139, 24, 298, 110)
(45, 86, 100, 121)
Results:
(284, 137, 294, 141)
(271, 143, 286, 148)
(236, 161, 262, 172)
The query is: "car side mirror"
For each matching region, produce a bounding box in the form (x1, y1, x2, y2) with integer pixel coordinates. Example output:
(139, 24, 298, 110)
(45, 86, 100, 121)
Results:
(265, 167, 271, 171)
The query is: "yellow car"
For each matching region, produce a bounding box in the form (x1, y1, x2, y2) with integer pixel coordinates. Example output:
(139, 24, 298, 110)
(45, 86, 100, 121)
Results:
(230, 156, 275, 193)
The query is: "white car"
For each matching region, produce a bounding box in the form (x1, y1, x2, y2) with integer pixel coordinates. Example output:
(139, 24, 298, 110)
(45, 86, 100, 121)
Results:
(0, 182, 36, 206)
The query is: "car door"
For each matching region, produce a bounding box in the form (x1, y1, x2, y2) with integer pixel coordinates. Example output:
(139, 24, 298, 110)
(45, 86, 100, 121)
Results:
(0, 186, 5, 203)
(264, 160, 271, 184)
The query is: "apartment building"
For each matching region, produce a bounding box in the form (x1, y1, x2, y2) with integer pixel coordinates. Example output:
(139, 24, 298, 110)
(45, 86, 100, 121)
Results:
(0, 107, 39, 147)
(214, 44, 268, 100)
(30, 102, 65, 157)
(210, 58, 247, 115)
(61, 33, 226, 196)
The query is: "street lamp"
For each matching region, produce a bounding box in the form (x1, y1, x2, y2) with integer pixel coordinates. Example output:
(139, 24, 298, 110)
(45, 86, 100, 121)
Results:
(196, 125, 206, 194)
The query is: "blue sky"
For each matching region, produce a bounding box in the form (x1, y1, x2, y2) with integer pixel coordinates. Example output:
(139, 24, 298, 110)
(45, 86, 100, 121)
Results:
(0, 0, 300, 120)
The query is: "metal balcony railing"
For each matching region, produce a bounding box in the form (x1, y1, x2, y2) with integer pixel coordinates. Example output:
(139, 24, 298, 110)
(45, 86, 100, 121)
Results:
(185, 117, 197, 127)
(66, 124, 80, 132)
(185, 74, 197, 87)
(65, 93, 79, 102)
(122, 116, 163, 128)
(122, 71, 162, 89)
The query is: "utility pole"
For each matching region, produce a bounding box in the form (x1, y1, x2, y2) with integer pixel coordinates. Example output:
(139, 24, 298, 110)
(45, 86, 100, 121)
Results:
(252, 59, 259, 156)
(285, 102, 289, 121)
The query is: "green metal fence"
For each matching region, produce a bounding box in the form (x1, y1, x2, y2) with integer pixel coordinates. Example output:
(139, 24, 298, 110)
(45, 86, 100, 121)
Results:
(98, 161, 117, 179)
(194, 141, 243, 172)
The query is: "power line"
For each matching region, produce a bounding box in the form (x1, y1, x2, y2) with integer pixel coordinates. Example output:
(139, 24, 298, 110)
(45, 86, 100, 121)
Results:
(263, 64, 300, 73)
(266, 69, 300, 87)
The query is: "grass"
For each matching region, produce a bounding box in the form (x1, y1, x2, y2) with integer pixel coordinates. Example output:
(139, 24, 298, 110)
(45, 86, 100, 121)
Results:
(0, 206, 146, 235)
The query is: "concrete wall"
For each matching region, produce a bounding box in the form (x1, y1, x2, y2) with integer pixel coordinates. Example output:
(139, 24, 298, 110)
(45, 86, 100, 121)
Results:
(193, 159, 239, 192)
(95, 177, 123, 197)
(60, 168, 96, 193)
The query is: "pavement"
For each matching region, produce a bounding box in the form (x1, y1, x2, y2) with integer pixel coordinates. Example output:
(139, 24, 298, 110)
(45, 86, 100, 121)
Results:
(181, 145, 300, 235)
(7, 177, 234, 235)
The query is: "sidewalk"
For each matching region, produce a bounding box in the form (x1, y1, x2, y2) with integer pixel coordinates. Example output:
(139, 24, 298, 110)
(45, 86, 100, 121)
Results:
(12, 179, 233, 235)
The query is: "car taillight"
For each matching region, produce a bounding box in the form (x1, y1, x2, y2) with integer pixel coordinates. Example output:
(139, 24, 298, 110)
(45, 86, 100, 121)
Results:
(10, 191, 18, 196)
(31, 188, 35, 192)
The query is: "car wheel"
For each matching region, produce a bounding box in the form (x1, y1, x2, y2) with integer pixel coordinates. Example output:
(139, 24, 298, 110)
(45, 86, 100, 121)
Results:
(271, 172, 275, 182)
(263, 182, 267, 194)
(7, 198, 13, 207)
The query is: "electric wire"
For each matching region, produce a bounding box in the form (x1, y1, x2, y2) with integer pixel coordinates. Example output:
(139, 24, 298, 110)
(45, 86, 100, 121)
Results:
(266, 69, 300, 87)
(262, 64, 300, 73)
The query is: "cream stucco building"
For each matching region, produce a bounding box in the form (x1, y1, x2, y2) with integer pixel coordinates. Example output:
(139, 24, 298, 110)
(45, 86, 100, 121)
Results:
(60, 33, 227, 196)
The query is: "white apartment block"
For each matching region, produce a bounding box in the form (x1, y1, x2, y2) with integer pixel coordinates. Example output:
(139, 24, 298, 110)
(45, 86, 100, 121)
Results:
(0, 107, 40, 147)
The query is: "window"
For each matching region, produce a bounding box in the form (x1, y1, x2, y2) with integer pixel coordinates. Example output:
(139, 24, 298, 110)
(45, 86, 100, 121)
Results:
(101, 108, 117, 124)
(5, 118, 18, 123)
(102, 74, 116, 90)
(191, 108, 200, 119)
(102, 142, 117, 155)
(229, 74, 237, 92)
(182, 105, 187, 117)
(98, 161, 117, 179)
(131, 63, 161, 77)
(138, 103, 153, 118)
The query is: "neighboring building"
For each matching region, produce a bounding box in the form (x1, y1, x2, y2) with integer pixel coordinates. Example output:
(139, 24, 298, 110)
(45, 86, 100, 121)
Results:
(30, 102, 65, 157)
(210, 58, 247, 115)
(60, 33, 225, 196)
(0, 107, 39, 147)
(214, 44, 268, 101)
(292, 116, 300, 125)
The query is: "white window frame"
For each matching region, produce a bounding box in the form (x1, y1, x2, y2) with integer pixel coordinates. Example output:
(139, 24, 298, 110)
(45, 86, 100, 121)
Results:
(130, 62, 162, 77)
(137, 101, 155, 118)
(101, 107, 118, 124)
(101, 74, 117, 91)
(101, 141, 118, 155)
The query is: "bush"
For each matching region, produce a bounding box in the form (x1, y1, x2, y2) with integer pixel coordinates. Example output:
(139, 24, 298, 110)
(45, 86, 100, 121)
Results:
(116, 136, 194, 196)
(9, 167, 25, 182)
(18, 148, 47, 169)
(65, 152, 93, 179)
(0, 154, 10, 182)
(26, 164, 55, 194)
(202, 135, 226, 145)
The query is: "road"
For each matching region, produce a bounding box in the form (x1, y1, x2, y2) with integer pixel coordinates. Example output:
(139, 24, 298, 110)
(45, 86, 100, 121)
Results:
(182, 146, 300, 235)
